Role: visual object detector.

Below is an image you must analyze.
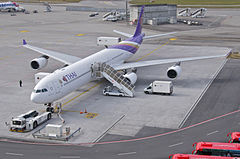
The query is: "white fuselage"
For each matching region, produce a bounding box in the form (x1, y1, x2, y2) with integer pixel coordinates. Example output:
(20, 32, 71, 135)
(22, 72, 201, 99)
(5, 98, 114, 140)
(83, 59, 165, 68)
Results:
(31, 43, 136, 104)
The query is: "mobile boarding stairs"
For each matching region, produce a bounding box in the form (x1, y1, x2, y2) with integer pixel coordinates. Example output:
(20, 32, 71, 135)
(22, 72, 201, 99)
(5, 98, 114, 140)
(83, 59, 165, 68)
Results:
(178, 8, 191, 17)
(91, 63, 135, 97)
(191, 8, 207, 18)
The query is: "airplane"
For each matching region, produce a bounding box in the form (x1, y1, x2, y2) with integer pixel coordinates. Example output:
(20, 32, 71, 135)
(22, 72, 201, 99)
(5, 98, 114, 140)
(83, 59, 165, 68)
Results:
(0, 1, 25, 12)
(23, 6, 227, 111)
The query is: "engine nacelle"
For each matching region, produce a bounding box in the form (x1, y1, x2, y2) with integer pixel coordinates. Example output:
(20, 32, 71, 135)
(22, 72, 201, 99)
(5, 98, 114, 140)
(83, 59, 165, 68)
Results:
(30, 57, 48, 70)
(167, 65, 182, 79)
(123, 72, 137, 85)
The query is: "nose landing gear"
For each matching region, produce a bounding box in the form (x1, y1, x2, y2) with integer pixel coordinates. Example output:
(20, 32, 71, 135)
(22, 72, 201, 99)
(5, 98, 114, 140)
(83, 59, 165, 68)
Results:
(45, 103, 54, 113)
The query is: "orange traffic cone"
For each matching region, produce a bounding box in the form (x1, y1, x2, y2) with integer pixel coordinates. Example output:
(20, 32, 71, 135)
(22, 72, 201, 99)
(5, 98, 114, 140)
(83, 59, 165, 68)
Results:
(84, 108, 88, 113)
(80, 110, 84, 114)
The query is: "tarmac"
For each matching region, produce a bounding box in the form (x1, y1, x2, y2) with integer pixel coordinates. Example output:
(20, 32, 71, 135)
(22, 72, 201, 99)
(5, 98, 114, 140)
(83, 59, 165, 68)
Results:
(0, 2, 234, 144)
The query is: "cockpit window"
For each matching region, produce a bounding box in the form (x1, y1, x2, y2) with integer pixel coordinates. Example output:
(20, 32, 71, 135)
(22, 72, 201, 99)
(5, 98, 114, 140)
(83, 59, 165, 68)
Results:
(34, 88, 48, 93)
(42, 88, 48, 92)
(36, 90, 41, 93)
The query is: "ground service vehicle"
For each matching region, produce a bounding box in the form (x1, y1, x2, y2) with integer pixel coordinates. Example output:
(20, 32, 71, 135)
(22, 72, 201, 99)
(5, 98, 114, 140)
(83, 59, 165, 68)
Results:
(192, 142, 240, 157)
(144, 81, 173, 95)
(89, 12, 99, 17)
(10, 110, 51, 132)
(169, 154, 237, 159)
(0, 2, 25, 12)
(103, 86, 125, 97)
(97, 37, 121, 47)
(227, 132, 240, 143)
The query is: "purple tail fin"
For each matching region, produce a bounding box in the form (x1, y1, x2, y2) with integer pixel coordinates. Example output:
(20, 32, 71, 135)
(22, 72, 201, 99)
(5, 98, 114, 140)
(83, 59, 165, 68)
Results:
(133, 6, 144, 37)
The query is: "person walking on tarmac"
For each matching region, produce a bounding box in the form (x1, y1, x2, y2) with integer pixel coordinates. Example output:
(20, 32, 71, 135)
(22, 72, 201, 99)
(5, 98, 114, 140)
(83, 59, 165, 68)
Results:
(19, 80, 22, 87)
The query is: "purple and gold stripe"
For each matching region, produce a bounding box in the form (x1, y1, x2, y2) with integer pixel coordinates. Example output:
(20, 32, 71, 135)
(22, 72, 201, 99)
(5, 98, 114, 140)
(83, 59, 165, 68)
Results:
(110, 41, 139, 54)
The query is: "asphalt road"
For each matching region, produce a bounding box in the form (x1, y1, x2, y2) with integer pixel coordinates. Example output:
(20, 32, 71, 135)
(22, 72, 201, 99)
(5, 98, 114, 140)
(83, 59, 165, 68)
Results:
(1, 58, 240, 159)
(0, 109, 239, 159)
(182, 58, 240, 127)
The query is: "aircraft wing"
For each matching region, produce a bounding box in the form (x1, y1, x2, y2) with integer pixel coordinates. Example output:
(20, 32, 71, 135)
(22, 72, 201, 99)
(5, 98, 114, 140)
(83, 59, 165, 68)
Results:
(113, 54, 227, 70)
(23, 40, 81, 65)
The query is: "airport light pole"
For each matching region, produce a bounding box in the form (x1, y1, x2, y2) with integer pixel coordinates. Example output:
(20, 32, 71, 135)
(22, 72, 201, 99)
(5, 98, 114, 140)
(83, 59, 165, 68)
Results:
(126, 0, 128, 22)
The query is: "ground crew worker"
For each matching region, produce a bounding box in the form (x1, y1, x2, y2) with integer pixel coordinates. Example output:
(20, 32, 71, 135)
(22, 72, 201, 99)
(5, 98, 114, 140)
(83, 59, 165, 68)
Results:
(19, 80, 22, 87)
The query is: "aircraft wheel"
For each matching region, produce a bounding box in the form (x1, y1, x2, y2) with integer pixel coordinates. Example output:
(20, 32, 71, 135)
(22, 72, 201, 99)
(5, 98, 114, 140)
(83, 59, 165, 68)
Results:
(33, 121, 38, 129)
(47, 113, 52, 120)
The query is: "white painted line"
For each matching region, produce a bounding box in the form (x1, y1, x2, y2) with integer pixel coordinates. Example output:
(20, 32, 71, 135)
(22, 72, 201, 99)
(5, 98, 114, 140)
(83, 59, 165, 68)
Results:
(207, 130, 219, 136)
(5, 152, 24, 156)
(93, 115, 125, 143)
(60, 156, 81, 159)
(117, 152, 137, 156)
(168, 142, 183, 148)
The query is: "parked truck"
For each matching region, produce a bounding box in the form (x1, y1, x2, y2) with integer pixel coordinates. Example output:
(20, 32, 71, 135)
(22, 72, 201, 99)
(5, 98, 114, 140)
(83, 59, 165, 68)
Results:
(97, 37, 121, 47)
(144, 81, 173, 95)
(10, 110, 51, 132)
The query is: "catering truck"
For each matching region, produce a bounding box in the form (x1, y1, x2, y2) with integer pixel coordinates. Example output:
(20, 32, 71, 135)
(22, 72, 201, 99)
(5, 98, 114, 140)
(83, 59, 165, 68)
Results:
(97, 37, 121, 47)
(144, 81, 173, 95)
(10, 110, 51, 132)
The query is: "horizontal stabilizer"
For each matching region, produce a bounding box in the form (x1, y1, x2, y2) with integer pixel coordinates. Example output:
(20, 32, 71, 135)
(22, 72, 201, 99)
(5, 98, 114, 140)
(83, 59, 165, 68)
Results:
(113, 30, 132, 38)
(143, 32, 176, 39)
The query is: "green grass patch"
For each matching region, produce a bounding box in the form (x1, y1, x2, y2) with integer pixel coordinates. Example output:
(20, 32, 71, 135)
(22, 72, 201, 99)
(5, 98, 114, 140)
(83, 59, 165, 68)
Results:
(130, 0, 240, 5)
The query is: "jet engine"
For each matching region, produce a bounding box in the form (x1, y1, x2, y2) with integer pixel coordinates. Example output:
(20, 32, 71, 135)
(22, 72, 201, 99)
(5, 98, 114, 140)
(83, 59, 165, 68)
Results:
(30, 56, 48, 70)
(167, 62, 181, 79)
(123, 72, 137, 85)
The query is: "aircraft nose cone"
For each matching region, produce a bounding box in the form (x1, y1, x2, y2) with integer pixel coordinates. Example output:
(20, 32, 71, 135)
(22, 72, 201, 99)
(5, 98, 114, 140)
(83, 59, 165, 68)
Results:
(31, 92, 40, 103)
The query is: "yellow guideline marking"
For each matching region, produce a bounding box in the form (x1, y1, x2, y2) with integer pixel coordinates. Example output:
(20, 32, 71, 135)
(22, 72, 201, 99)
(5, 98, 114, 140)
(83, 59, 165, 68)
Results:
(62, 109, 81, 113)
(170, 38, 177, 41)
(136, 41, 169, 62)
(76, 34, 85, 37)
(85, 113, 98, 119)
(62, 83, 101, 107)
(0, 53, 24, 61)
(227, 52, 240, 59)
(20, 30, 29, 33)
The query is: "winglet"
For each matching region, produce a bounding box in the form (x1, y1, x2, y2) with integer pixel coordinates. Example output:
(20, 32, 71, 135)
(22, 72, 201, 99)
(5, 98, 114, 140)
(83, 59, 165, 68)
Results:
(23, 39, 27, 45)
